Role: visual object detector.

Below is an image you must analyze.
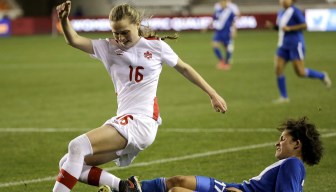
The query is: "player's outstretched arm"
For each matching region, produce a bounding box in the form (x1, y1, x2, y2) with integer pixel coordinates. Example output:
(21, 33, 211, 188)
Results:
(56, 1, 93, 54)
(174, 58, 227, 113)
(265, 20, 279, 31)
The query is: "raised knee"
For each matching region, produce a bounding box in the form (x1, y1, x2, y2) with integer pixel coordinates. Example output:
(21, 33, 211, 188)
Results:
(68, 138, 82, 156)
(59, 154, 68, 169)
(67, 135, 92, 158)
(297, 71, 306, 77)
(275, 67, 283, 76)
(296, 71, 306, 77)
(212, 42, 220, 48)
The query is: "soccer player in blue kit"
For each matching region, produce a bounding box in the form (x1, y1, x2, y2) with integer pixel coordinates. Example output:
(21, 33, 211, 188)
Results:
(267, 0, 331, 103)
(207, 0, 236, 70)
(138, 116, 323, 192)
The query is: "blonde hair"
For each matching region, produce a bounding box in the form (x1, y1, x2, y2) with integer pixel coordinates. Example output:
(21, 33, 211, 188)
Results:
(109, 4, 178, 40)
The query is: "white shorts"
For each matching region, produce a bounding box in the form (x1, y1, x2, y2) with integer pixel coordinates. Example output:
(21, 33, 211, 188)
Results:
(104, 114, 160, 167)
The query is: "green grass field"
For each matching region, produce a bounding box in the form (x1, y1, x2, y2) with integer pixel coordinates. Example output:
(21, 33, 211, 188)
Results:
(0, 30, 335, 192)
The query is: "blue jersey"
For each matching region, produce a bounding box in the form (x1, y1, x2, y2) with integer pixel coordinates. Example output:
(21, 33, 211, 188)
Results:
(276, 5, 306, 49)
(241, 157, 306, 192)
(194, 157, 305, 192)
(140, 158, 306, 192)
(213, 6, 235, 39)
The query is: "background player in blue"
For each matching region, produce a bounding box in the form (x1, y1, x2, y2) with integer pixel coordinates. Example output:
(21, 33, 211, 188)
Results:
(205, 0, 236, 71)
(266, 0, 331, 103)
(137, 116, 323, 192)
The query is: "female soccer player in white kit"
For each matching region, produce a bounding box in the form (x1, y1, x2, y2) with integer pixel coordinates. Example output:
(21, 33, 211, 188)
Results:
(53, 1, 227, 192)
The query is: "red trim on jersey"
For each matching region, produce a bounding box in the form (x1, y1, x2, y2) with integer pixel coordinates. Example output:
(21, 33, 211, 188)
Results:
(87, 166, 103, 186)
(56, 169, 77, 190)
(153, 97, 160, 121)
(145, 37, 160, 40)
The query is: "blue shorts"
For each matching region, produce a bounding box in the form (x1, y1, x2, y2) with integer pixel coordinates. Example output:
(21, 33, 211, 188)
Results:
(213, 32, 232, 47)
(276, 43, 305, 61)
(195, 176, 243, 192)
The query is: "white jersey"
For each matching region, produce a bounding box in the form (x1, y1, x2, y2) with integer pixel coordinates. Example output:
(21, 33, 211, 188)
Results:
(91, 37, 178, 121)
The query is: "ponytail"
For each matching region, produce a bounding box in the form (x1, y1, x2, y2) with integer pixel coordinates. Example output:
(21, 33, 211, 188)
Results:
(139, 25, 178, 40)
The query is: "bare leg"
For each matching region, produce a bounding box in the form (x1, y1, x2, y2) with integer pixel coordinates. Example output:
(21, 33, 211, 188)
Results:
(169, 187, 194, 192)
(84, 151, 119, 166)
(59, 124, 127, 167)
(292, 59, 306, 77)
(292, 59, 331, 87)
(212, 41, 222, 50)
(275, 56, 287, 77)
(54, 124, 128, 191)
(81, 124, 128, 189)
(86, 124, 127, 155)
(166, 176, 197, 191)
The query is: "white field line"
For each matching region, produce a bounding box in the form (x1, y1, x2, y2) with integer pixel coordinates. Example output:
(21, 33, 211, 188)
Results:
(0, 132, 335, 188)
(0, 127, 334, 133)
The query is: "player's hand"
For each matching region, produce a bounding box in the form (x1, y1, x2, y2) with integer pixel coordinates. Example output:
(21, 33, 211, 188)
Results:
(226, 187, 242, 192)
(282, 26, 291, 31)
(210, 93, 227, 113)
(56, 0, 71, 20)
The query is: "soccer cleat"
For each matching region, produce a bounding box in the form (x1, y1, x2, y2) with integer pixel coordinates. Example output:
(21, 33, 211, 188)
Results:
(323, 72, 332, 88)
(272, 97, 290, 104)
(119, 176, 142, 192)
(216, 61, 231, 71)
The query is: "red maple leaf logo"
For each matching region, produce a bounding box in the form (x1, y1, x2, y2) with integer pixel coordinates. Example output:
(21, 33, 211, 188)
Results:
(115, 49, 124, 55)
(144, 51, 152, 59)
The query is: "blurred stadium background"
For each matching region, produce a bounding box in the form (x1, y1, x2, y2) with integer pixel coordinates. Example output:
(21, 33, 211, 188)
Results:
(1, 0, 336, 35)
(1, 0, 335, 192)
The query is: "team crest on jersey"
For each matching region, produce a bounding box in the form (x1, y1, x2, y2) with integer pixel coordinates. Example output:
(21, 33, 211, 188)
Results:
(144, 51, 152, 59)
(115, 49, 124, 55)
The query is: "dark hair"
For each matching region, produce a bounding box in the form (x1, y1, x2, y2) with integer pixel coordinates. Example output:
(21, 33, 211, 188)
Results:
(109, 4, 178, 40)
(277, 116, 323, 166)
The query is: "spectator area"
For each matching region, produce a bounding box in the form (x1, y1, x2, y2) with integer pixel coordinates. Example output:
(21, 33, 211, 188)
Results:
(0, 0, 22, 19)
(110, 0, 192, 15)
(192, 0, 336, 14)
(0, 0, 11, 11)
(67, 0, 336, 17)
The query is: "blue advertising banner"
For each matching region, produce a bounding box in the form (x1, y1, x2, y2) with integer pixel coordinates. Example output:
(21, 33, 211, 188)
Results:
(0, 18, 11, 37)
(306, 9, 336, 31)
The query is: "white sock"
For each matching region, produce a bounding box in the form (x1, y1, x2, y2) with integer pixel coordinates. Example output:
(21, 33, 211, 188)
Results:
(79, 165, 121, 190)
(53, 134, 93, 192)
(59, 155, 121, 190)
